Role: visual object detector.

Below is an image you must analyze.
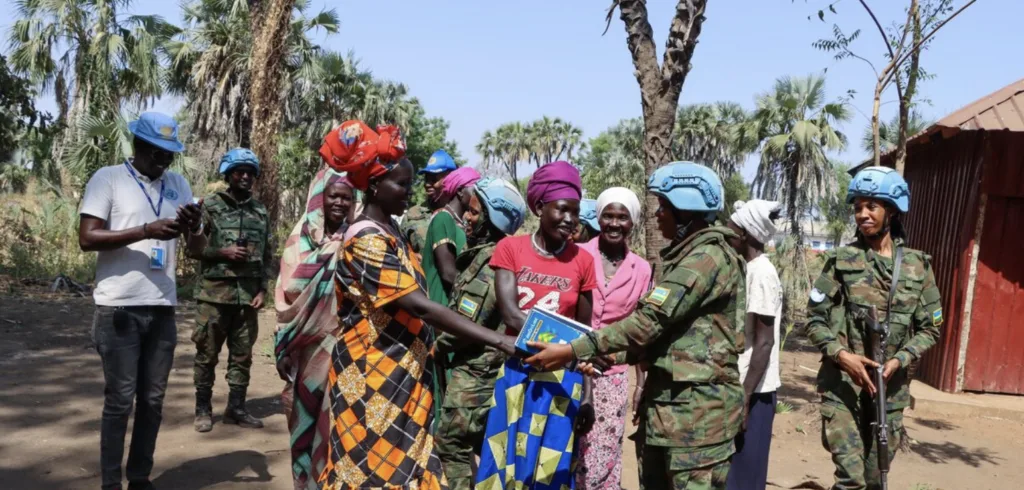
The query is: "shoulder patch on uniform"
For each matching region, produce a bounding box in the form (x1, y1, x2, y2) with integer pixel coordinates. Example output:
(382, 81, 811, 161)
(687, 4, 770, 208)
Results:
(810, 288, 826, 303)
(647, 287, 671, 306)
(162, 188, 178, 200)
(932, 308, 943, 326)
(458, 297, 479, 318)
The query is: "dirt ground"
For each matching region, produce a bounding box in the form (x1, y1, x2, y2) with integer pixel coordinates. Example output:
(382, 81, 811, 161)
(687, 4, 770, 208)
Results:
(0, 283, 1020, 490)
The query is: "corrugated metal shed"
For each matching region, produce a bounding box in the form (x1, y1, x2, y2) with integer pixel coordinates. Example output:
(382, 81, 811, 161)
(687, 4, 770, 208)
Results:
(960, 132, 1024, 394)
(901, 133, 984, 393)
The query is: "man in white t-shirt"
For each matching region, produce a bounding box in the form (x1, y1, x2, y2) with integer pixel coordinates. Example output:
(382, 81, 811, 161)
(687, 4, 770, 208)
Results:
(78, 112, 206, 490)
(724, 199, 784, 490)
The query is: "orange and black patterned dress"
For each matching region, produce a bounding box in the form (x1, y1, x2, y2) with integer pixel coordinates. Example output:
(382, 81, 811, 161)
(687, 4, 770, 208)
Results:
(319, 221, 446, 490)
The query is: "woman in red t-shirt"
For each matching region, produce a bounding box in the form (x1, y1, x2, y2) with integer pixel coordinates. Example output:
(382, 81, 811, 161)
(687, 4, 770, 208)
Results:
(489, 160, 598, 432)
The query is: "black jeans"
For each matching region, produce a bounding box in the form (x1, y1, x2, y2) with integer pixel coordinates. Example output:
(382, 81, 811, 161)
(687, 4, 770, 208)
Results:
(92, 305, 177, 490)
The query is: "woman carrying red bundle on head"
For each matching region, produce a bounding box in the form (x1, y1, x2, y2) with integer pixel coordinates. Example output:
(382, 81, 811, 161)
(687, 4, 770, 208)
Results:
(314, 120, 521, 490)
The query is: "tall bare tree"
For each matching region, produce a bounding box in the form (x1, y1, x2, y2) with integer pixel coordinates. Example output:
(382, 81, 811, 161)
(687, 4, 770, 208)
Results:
(605, 0, 708, 263)
(814, 0, 976, 173)
(248, 0, 295, 230)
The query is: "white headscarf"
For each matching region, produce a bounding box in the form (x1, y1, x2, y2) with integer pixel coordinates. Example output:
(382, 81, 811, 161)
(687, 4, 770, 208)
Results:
(596, 187, 642, 223)
(730, 199, 781, 245)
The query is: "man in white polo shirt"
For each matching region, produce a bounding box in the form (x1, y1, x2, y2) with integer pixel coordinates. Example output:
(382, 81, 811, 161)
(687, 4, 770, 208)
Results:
(78, 112, 206, 490)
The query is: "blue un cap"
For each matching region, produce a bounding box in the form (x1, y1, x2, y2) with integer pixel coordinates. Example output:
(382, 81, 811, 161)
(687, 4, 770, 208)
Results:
(418, 149, 457, 175)
(128, 112, 185, 153)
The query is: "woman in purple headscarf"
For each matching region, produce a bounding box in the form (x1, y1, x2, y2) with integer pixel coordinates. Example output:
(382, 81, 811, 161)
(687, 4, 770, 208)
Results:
(480, 161, 598, 487)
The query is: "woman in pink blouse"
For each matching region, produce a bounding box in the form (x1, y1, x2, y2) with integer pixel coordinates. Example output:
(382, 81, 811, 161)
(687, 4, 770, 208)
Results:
(576, 187, 652, 490)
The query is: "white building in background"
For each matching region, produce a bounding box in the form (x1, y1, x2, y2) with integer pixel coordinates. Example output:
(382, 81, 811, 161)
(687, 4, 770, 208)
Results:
(768, 219, 855, 251)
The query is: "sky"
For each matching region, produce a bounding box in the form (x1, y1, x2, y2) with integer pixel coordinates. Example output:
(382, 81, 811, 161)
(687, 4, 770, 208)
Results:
(4, 0, 1022, 182)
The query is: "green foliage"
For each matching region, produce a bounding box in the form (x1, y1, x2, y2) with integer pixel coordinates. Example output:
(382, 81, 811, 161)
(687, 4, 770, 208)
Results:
(0, 162, 31, 193)
(0, 54, 48, 163)
(405, 107, 465, 174)
(752, 74, 850, 241)
(860, 112, 932, 154)
(477, 117, 587, 194)
(674, 102, 757, 178)
(769, 236, 813, 327)
(404, 105, 464, 207)
(780, 322, 796, 352)
(0, 190, 94, 281)
(578, 118, 645, 199)
(0, 54, 54, 193)
(820, 161, 854, 247)
(775, 401, 794, 414)
(722, 173, 750, 219)
(64, 114, 133, 185)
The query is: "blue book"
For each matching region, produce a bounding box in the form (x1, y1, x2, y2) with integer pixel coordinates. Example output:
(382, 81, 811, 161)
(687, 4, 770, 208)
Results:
(515, 309, 598, 374)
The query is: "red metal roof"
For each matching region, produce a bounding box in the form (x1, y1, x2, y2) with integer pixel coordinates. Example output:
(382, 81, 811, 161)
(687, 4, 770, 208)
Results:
(929, 77, 1024, 133)
(907, 77, 1024, 147)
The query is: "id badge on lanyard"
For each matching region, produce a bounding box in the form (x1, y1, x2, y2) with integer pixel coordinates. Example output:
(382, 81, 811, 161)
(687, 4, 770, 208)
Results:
(125, 162, 168, 270)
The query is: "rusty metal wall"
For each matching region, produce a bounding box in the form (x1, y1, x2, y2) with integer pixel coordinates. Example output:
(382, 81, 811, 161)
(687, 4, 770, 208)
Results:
(901, 132, 985, 392)
(962, 132, 1024, 394)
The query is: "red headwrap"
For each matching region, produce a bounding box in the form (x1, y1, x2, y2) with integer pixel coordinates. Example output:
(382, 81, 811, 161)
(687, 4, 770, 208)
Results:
(319, 120, 406, 191)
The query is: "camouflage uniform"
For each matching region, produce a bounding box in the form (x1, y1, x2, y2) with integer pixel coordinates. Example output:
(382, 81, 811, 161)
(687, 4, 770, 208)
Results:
(434, 242, 506, 490)
(192, 191, 271, 391)
(400, 204, 432, 254)
(806, 240, 942, 490)
(571, 226, 747, 490)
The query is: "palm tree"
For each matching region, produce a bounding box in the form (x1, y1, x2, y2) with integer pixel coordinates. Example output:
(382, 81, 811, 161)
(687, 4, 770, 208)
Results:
(476, 129, 499, 176)
(561, 122, 585, 161)
(578, 118, 646, 202)
(674, 101, 755, 177)
(8, 0, 174, 186)
(477, 123, 530, 194)
(860, 111, 931, 155)
(166, 0, 337, 157)
(166, 0, 255, 148)
(752, 74, 851, 240)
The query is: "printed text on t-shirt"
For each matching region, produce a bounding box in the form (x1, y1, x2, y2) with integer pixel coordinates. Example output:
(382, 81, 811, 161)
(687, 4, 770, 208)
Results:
(515, 266, 572, 292)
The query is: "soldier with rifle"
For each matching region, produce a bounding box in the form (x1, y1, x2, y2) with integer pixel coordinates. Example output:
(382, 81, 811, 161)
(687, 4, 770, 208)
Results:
(805, 166, 943, 490)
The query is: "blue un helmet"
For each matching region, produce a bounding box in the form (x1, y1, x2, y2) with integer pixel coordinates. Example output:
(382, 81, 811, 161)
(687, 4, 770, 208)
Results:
(579, 199, 599, 232)
(474, 178, 528, 236)
(218, 148, 260, 177)
(847, 166, 910, 213)
(647, 161, 724, 221)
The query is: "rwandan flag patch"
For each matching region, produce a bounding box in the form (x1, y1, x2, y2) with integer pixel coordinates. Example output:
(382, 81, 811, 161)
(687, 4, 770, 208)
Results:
(647, 287, 671, 306)
(458, 297, 479, 318)
(932, 308, 943, 326)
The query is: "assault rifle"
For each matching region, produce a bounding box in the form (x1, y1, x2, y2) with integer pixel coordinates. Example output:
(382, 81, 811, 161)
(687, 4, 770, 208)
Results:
(850, 304, 889, 490)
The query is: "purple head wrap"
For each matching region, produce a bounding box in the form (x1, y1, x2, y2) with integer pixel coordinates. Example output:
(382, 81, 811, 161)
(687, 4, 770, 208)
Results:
(526, 161, 582, 213)
(439, 166, 481, 202)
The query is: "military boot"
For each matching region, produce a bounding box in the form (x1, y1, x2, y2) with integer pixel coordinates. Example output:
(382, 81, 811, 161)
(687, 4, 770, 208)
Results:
(223, 387, 264, 429)
(194, 387, 213, 433)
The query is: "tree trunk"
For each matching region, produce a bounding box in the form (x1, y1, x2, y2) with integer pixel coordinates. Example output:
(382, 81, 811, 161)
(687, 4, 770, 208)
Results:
(870, 80, 883, 168)
(248, 0, 294, 235)
(787, 163, 802, 243)
(613, 0, 708, 265)
(894, 0, 921, 175)
(641, 103, 679, 261)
